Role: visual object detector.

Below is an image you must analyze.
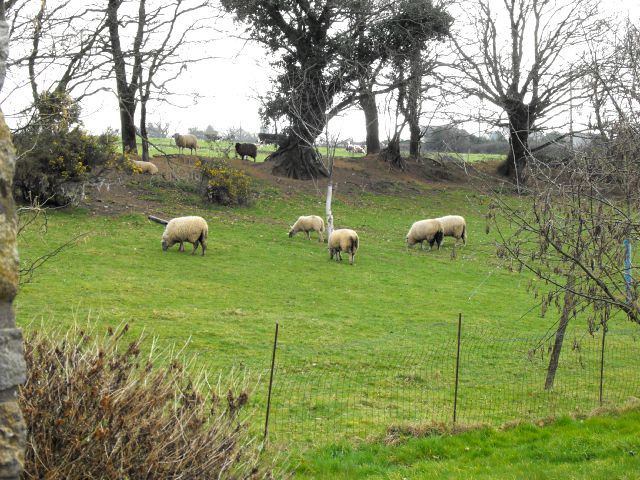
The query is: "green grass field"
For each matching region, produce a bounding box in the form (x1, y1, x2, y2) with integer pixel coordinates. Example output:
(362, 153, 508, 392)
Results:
(15, 167, 640, 471)
(296, 407, 640, 479)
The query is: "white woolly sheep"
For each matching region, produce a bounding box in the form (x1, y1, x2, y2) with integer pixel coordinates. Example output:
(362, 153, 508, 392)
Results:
(328, 228, 359, 265)
(406, 219, 444, 250)
(436, 215, 467, 245)
(288, 215, 325, 242)
(132, 160, 159, 175)
(352, 145, 365, 154)
(161, 216, 208, 256)
(173, 133, 198, 155)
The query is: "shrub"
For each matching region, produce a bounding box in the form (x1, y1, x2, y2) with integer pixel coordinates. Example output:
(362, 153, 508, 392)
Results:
(197, 158, 253, 206)
(20, 325, 273, 479)
(12, 92, 119, 206)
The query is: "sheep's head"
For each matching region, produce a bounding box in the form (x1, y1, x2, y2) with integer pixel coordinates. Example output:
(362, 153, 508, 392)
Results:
(288, 227, 295, 237)
(161, 239, 169, 251)
(172, 133, 180, 140)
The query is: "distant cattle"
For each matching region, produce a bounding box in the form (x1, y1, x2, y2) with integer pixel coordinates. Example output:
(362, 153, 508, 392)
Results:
(258, 132, 288, 148)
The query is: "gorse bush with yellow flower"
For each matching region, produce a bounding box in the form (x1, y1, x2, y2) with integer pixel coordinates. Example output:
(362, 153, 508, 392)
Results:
(197, 158, 254, 206)
(13, 91, 119, 205)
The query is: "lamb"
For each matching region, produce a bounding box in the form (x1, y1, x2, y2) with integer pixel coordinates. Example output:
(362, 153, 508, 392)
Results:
(149, 215, 208, 256)
(132, 160, 158, 175)
(288, 215, 325, 242)
(235, 142, 258, 161)
(328, 228, 359, 265)
(406, 219, 444, 250)
(172, 133, 198, 155)
(436, 215, 467, 245)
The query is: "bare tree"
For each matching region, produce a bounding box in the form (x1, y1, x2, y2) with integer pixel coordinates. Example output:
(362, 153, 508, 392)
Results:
(449, 0, 602, 187)
(5, 0, 111, 130)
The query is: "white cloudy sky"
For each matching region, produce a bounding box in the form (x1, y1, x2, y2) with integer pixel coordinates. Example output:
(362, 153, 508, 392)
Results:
(3, 0, 638, 142)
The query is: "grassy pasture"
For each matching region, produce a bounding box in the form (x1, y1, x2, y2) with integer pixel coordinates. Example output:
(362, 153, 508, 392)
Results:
(296, 407, 640, 479)
(16, 173, 640, 451)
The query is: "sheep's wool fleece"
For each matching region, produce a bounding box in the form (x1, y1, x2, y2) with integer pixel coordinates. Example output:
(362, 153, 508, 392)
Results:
(407, 219, 442, 242)
(294, 215, 324, 231)
(163, 216, 208, 243)
(437, 215, 465, 238)
(329, 229, 358, 250)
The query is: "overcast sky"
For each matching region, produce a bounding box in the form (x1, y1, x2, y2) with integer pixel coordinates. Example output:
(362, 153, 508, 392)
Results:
(3, 0, 639, 142)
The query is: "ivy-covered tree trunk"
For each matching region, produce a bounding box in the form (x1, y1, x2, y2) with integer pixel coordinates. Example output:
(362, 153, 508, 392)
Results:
(268, 71, 329, 179)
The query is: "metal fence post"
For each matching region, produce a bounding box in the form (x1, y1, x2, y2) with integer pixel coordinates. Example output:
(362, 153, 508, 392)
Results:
(264, 322, 279, 446)
(599, 320, 607, 407)
(453, 313, 462, 425)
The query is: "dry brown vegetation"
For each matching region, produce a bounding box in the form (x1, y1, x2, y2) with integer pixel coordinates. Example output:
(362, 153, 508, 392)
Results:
(20, 324, 276, 479)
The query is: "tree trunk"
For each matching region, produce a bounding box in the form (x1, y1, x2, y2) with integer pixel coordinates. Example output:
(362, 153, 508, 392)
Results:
(499, 104, 531, 187)
(545, 276, 575, 390)
(140, 92, 149, 162)
(107, 0, 142, 155)
(406, 51, 422, 158)
(269, 139, 328, 180)
(119, 93, 138, 155)
(359, 88, 380, 154)
(409, 122, 421, 158)
(268, 87, 329, 179)
(381, 132, 406, 170)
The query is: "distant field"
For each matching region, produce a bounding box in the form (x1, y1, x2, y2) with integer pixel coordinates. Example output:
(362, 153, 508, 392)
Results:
(141, 136, 365, 162)
(139, 137, 504, 163)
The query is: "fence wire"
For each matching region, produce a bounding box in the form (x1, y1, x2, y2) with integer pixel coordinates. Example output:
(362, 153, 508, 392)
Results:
(194, 322, 640, 448)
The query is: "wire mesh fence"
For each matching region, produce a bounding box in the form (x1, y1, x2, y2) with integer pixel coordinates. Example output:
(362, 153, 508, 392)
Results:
(263, 319, 640, 446)
(194, 318, 640, 448)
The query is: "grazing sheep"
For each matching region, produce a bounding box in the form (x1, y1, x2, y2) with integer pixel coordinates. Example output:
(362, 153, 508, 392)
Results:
(132, 160, 159, 175)
(235, 142, 258, 161)
(288, 215, 325, 242)
(172, 133, 198, 155)
(436, 215, 467, 245)
(352, 145, 365, 154)
(406, 219, 444, 250)
(345, 143, 354, 152)
(328, 228, 359, 265)
(159, 216, 208, 256)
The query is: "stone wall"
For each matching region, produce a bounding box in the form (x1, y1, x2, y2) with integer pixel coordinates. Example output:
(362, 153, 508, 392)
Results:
(0, 111, 26, 479)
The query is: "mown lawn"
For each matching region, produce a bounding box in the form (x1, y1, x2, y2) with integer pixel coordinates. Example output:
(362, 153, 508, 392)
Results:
(15, 174, 640, 449)
(296, 407, 640, 479)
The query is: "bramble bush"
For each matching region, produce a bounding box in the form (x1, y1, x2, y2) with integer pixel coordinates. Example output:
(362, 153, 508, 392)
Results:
(12, 91, 119, 205)
(197, 158, 254, 206)
(20, 325, 276, 479)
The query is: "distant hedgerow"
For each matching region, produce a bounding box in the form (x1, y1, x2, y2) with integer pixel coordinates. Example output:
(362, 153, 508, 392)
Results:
(19, 325, 273, 479)
(197, 158, 254, 206)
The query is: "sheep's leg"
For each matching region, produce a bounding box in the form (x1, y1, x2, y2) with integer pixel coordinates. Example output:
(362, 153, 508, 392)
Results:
(201, 240, 206, 256)
(305, 231, 310, 240)
(337, 251, 343, 261)
(178, 242, 185, 252)
(318, 231, 324, 243)
(191, 240, 199, 255)
(349, 252, 354, 265)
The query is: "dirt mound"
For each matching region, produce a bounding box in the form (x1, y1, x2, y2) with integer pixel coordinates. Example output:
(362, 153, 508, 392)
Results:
(81, 153, 502, 215)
